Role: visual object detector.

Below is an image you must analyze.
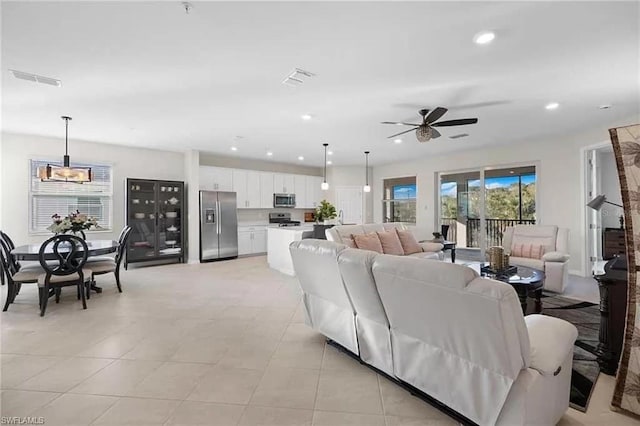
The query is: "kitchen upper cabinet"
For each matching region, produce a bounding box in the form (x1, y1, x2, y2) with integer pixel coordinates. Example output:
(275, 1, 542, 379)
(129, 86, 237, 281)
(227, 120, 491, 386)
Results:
(294, 175, 307, 209)
(274, 174, 295, 194)
(260, 172, 275, 208)
(233, 170, 262, 209)
(200, 166, 233, 191)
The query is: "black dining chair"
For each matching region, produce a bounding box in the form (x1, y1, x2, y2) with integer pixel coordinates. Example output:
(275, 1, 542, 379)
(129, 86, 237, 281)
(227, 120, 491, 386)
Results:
(0, 239, 42, 312)
(88, 226, 132, 294)
(38, 234, 93, 317)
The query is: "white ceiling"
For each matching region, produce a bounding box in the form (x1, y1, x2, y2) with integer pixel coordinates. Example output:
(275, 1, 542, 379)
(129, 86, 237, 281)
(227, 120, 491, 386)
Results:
(2, 1, 639, 166)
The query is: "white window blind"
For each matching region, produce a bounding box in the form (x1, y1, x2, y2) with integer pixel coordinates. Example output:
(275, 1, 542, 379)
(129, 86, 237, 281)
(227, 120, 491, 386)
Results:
(29, 160, 113, 233)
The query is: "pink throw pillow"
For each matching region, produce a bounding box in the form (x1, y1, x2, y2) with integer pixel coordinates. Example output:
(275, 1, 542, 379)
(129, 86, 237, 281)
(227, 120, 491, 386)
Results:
(376, 230, 405, 255)
(511, 243, 545, 259)
(395, 229, 422, 255)
(352, 233, 384, 254)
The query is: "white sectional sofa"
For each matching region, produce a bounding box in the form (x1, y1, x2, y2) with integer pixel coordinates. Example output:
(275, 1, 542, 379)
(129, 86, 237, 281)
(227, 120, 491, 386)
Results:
(290, 239, 578, 426)
(503, 225, 570, 293)
(325, 223, 444, 260)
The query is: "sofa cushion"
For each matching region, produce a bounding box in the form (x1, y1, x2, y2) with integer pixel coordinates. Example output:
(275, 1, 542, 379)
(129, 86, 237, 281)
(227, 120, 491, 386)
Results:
(509, 225, 558, 254)
(542, 251, 570, 263)
(511, 243, 545, 259)
(396, 229, 422, 255)
(377, 230, 405, 255)
(352, 233, 384, 253)
(408, 251, 440, 260)
(509, 256, 544, 270)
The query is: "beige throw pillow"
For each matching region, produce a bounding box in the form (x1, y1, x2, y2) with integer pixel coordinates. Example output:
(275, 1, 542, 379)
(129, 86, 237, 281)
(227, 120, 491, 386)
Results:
(352, 233, 384, 254)
(395, 229, 422, 255)
(376, 230, 405, 255)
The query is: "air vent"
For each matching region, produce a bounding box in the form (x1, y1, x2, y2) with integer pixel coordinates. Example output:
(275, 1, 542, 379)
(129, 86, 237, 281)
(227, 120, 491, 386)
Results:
(449, 133, 469, 139)
(9, 69, 61, 87)
(282, 68, 315, 87)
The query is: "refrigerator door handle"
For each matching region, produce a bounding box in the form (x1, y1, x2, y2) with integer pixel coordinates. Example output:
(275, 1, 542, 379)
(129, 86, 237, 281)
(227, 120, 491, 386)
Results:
(216, 200, 221, 235)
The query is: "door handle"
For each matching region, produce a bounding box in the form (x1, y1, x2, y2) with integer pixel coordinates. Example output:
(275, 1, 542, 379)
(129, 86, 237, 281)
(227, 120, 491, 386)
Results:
(216, 201, 221, 234)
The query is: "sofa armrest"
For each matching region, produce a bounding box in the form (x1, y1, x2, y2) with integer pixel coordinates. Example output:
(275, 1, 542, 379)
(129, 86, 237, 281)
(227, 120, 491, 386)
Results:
(525, 314, 578, 376)
(542, 251, 570, 263)
(420, 242, 444, 253)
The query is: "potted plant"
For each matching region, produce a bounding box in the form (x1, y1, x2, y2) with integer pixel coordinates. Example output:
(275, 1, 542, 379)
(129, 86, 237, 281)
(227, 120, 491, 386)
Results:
(316, 200, 337, 225)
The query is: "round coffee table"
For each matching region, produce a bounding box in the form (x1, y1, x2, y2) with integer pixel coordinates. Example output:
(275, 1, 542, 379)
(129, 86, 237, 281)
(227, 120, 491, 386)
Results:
(468, 262, 545, 314)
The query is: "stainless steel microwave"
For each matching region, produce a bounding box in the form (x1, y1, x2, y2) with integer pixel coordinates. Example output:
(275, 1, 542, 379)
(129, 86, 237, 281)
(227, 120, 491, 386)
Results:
(274, 193, 296, 208)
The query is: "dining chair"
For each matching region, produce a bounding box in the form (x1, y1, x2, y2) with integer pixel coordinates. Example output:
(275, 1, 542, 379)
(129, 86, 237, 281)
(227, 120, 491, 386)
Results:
(38, 234, 92, 317)
(88, 226, 132, 293)
(0, 239, 42, 312)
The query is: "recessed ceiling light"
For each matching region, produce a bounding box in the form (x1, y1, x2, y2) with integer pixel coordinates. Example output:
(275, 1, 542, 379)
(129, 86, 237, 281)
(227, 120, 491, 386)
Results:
(301, 114, 312, 120)
(327, 151, 333, 156)
(298, 156, 304, 161)
(509, 170, 515, 174)
(327, 160, 332, 165)
(599, 104, 613, 110)
(545, 102, 560, 110)
(394, 139, 403, 144)
(473, 31, 495, 45)
(396, 123, 403, 126)
(230, 146, 238, 151)
(266, 151, 273, 157)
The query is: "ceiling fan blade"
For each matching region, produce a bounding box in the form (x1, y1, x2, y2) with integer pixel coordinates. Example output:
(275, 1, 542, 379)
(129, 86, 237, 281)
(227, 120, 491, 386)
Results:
(387, 127, 419, 139)
(432, 118, 478, 127)
(424, 107, 448, 124)
(381, 121, 422, 126)
(430, 128, 442, 139)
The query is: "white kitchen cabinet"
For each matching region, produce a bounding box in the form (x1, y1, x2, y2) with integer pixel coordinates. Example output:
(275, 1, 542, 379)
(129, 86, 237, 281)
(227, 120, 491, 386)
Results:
(294, 175, 307, 208)
(233, 170, 262, 209)
(274, 173, 295, 194)
(238, 226, 267, 255)
(260, 172, 275, 208)
(200, 166, 233, 191)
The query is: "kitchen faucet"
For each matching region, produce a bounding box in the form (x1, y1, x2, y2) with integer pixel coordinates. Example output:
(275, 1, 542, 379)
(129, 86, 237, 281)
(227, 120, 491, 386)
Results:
(338, 210, 344, 225)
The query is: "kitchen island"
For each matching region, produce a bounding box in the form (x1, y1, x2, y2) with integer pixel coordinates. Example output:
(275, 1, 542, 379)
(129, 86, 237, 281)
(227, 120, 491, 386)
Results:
(267, 225, 314, 276)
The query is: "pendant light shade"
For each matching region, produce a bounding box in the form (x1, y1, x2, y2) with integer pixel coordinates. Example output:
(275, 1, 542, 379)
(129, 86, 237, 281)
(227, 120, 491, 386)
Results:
(363, 151, 371, 193)
(321, 143, 329, 191)
(38, 116, 92, 183)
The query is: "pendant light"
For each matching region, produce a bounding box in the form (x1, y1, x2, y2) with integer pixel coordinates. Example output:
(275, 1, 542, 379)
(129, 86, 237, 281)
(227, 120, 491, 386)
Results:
(321, 143, 329, 190)
(363, 151, 371, 193)
(38, 116, 92, 183)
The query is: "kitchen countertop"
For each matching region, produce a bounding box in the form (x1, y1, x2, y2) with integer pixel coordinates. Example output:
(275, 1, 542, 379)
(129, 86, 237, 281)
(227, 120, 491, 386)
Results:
(267, 225, 314, 231)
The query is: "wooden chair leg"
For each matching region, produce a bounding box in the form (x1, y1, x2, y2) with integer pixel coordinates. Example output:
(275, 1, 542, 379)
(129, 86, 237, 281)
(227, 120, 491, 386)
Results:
(1, 270, 4, 286)
(86, 278, 92, 300)
(114, 270, 122, 293)
(11, 283, 22, 302)
(79, 281, 87, 310)
(55, 288, 61, 304)
(40, 284, 49, 316)
(3, 281, 14, 312)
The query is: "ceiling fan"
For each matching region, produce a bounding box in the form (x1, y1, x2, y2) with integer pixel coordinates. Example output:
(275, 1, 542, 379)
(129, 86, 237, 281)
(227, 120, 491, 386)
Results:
(382, 107, 478, 142)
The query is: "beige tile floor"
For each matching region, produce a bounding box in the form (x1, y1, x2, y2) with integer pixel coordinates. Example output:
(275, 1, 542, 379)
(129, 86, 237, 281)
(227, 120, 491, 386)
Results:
(1, 255, 639, 425)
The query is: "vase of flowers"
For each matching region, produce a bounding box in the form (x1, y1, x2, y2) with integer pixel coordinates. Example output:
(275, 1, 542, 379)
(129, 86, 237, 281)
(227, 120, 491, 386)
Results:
(47, 210, 100, 236)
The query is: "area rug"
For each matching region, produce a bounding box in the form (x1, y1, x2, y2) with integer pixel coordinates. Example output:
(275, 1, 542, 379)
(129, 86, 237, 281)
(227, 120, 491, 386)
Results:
(540, 293, 600, 412)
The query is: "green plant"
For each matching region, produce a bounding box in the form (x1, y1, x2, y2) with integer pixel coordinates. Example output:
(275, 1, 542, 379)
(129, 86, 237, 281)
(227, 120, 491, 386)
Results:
(315, 200, 337, 222)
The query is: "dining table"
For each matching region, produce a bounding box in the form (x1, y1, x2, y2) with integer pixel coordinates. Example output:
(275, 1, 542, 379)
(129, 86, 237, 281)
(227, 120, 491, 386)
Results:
(11, 239, 119, 293)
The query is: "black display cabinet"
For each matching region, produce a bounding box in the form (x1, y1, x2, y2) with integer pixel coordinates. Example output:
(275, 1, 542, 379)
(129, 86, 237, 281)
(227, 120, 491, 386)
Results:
(125, 178, 185, 268)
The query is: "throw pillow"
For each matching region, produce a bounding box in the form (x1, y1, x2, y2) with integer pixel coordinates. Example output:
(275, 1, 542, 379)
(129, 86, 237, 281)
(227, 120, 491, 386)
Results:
(376, 230, 405, 255)
(395, 229, 422, 255)
(511, 243, 545, 259)
(352, 233, 384, 254)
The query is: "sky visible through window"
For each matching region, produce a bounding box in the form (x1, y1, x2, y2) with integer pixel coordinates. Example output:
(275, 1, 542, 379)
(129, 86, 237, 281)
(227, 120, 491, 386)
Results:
(393, 184, 416, 199)
(441, 174, 536, 196)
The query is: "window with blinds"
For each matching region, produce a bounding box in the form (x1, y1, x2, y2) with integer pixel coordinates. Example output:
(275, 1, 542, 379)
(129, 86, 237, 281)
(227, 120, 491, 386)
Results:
(29, 160, 113, 233)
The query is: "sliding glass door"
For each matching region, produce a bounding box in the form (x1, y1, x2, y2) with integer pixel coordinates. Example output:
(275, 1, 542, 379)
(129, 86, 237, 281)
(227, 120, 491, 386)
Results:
(439, 165, 537, 255)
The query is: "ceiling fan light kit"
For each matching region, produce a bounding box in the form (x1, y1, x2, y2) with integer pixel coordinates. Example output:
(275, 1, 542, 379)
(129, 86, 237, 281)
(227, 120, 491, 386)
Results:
(38, 116, 92, 183)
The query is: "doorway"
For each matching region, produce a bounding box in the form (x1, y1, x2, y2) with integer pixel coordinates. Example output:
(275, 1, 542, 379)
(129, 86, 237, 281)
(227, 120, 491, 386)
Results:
(438, 165, 537, 257)
(335, 186, 364, 225)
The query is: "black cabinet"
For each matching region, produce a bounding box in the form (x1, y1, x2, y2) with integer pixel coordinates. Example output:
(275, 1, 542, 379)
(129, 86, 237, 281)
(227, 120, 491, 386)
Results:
(125, 178, 185, 268)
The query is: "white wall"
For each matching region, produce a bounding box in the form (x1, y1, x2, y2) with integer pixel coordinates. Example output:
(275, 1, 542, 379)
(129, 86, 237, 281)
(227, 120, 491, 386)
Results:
(597, 150, 623, 229)
(372, 126, 631, 276)
(0, 132, 184, 245)
(200, 152, 322, 176)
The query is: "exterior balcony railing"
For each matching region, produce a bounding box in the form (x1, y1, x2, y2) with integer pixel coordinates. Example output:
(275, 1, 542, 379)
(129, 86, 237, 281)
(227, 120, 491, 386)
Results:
(440, 217, 536, 248)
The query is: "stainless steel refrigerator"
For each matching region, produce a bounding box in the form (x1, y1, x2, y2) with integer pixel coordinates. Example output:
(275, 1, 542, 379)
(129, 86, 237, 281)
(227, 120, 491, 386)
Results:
(199, 191, 238, 261)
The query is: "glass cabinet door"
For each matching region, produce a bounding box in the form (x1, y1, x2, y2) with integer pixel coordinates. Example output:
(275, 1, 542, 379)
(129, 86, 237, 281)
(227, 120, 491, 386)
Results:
(128, 179, 158, 260)
(157, 181, 182, 257)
